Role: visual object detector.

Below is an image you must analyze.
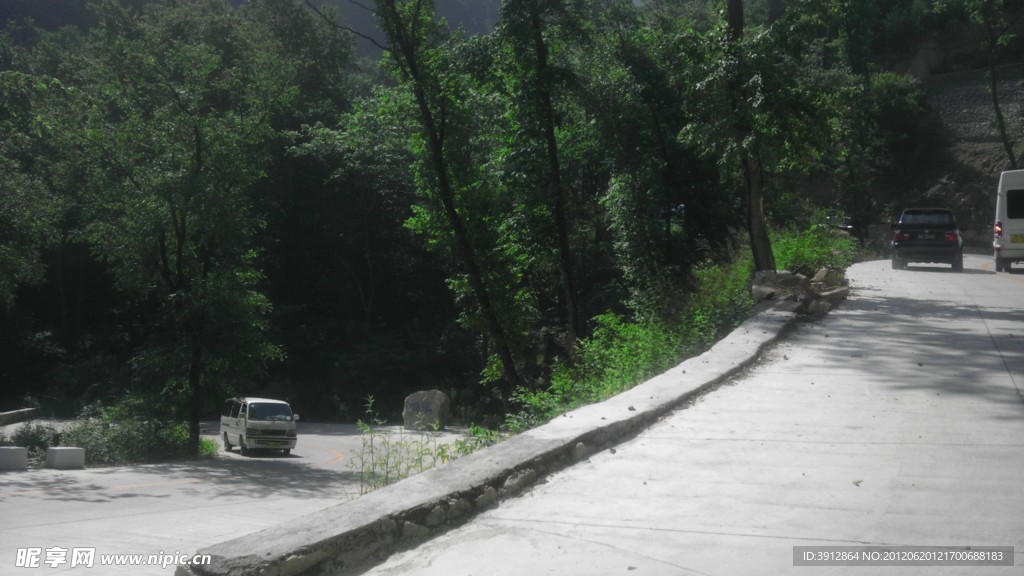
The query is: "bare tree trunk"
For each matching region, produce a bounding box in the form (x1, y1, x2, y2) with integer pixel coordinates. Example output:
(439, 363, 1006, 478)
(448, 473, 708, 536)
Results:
(727, 0, 776, 272)
(984, 20, 1019, 170)
(743, 155, 776, 270)
(727, 0, 745, 39)
(529, 11, 580, 343)
(375, 0, 524, 393)
(187, 341, 203, 458)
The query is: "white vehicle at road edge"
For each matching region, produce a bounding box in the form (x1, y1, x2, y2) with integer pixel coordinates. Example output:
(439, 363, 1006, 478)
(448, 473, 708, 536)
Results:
(221, 397, 299, 455)
(993, 169, 1024, 271)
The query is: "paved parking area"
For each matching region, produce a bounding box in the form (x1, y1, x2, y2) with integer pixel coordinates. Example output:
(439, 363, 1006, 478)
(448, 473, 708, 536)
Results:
(0, 423, 469, 575)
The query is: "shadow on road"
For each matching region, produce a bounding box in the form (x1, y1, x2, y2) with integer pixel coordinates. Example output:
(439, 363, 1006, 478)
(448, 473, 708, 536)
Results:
(798, 268, 1024, 420)
(0, 454, 359, 504)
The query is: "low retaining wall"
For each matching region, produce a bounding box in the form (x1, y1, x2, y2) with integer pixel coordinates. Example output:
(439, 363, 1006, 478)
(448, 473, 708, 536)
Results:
(0, 408, 38, 427)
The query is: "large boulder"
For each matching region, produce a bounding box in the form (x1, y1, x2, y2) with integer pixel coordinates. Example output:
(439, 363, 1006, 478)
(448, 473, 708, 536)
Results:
(402, 390, 451, 431)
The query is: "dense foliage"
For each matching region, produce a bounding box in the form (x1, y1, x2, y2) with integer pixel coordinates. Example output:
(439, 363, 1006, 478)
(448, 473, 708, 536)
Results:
(1, 0, 1017, 455)
(0, 398, 219, 466)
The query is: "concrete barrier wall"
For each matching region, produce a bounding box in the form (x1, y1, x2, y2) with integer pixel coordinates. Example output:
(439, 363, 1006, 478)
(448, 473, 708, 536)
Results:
(0, 408, 38, 427)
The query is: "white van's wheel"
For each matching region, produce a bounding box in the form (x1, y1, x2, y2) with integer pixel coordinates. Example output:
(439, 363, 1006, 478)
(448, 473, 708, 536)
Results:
(283, 449, 290, 456)
(223, 433, 233, 452)
(240, 439, 249, 456)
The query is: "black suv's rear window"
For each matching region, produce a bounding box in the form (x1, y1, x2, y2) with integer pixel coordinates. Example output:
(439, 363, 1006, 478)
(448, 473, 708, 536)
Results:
(1007, 189, 1024, 219)
(900, 210, 955, 227)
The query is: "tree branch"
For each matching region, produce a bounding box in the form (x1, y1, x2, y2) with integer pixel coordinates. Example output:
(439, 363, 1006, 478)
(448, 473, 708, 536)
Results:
(303, 0, 390, 53)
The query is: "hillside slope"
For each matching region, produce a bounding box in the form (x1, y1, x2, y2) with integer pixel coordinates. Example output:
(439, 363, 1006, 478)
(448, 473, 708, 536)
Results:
(923, 65, 1024, 228)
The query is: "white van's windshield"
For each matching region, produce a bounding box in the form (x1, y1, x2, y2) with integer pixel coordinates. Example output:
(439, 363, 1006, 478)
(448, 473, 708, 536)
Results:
(247, 402, 293, 421)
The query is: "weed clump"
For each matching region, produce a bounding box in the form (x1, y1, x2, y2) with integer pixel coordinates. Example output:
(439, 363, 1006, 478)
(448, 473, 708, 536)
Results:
(350, 396, 501, 494)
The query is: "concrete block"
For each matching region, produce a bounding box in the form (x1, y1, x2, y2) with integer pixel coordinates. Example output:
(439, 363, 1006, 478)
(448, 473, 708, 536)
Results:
(0, 447, 28, 471)
(46, 447, 85, 469)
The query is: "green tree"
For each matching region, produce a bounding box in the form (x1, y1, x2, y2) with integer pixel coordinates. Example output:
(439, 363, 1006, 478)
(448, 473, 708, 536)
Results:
(681, 1, 855, 269)
(0, 162, 59, 309)
(61, 0, 292, 455)
(498, 0, 584, 342)
(0, 64, 61, 309)
(725, 0, 775, 271)
(578, 6, 737, 318)
(371, 0, 526, 393)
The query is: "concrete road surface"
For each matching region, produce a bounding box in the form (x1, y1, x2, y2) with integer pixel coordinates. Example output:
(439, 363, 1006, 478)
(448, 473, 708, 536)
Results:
(361, 256, 1024, 576)
(0, 424, 468, 575)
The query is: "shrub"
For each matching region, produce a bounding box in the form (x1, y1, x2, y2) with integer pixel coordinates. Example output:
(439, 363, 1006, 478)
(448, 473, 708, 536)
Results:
(200, 438, 218, 458)
(10, 423, 60, 467)
(772, 226, 857, 274)
(508, 225, 855, 431)
(509, 248, 755, 431)
(61, 417, 193, 466)
(681, 255, 755, 348)
(59, 398, 208, 466)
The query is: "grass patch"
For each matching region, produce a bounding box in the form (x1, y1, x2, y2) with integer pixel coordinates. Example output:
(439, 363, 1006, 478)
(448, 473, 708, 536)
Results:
(349, 397, 502, 494)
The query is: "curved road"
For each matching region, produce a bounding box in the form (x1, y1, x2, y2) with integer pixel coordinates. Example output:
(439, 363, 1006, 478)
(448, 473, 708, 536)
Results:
(362, 256, 1024, 576)
(3, 256, 1023, 576)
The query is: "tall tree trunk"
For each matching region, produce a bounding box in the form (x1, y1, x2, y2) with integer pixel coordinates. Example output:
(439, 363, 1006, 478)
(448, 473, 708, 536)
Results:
(726, 0, 776, 272)
(743, 155, 775, 270)
(727, 0, 744, 39)
(187, 340, 203, 458)
(425, 105, 524, 393)
(375, 1, 524, 393)
(55, 241, 69, 336)
(984, 20, 1019, 170)
(649, 105, 675, 264)
(529, 11, 580, 343)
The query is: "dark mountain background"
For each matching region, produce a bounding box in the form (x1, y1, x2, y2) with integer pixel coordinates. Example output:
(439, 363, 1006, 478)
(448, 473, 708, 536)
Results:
(311, 0, 501, 56)
(5, 0, 1018, 228)
(0, 0, 501, 56)
(0, 0, 101, 31)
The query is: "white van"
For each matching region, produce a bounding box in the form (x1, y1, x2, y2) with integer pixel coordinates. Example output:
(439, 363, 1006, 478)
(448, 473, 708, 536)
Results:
(221, 397, 299, 455)
(994, 169, 1024, 272)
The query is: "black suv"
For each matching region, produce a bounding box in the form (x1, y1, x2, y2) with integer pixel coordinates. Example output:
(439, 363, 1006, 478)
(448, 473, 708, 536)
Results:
(891, 208, 963, 271)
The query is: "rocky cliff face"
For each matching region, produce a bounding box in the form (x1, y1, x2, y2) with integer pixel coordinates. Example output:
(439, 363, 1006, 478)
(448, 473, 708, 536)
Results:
(918, 66, 1023, 229)
(901, 10, 1024, 228)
